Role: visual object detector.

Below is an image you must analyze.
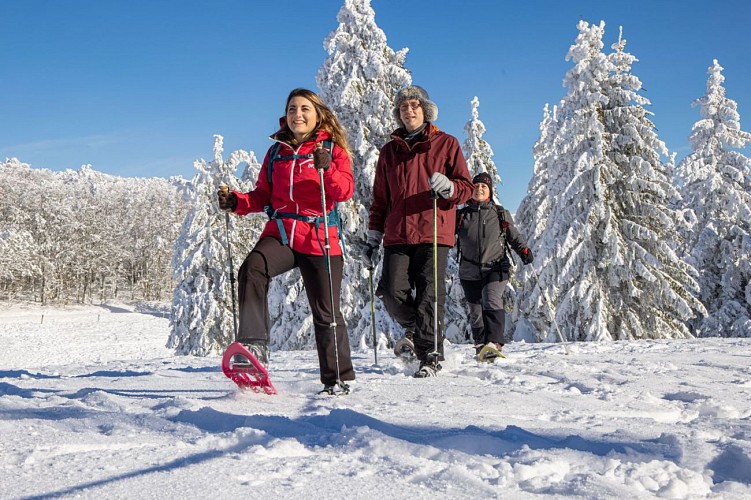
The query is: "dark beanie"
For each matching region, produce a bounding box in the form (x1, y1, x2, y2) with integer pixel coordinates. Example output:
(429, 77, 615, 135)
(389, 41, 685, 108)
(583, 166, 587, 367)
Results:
(472, 172, 493, 198)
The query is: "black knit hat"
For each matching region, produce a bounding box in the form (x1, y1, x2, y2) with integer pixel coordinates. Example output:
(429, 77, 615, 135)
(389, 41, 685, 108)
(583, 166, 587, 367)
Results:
(472, 172, 493, 198)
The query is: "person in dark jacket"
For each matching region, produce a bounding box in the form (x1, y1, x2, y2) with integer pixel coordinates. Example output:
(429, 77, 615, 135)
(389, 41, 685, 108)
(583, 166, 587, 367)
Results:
(218, 88, 355, 394)
(362, 85, 474, 377)
(456, 172, 533, 357)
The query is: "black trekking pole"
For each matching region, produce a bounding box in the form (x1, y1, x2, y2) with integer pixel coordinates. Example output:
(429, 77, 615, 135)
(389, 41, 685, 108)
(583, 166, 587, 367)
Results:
(428, 189, 441, 365)
(219, 185, 238, 341)
(368, 267, 378, 366)
(316, 144, 348, 393)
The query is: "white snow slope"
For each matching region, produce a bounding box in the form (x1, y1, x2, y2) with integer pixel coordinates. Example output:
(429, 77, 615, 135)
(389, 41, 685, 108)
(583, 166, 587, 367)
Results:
(2, 302, 750, 499)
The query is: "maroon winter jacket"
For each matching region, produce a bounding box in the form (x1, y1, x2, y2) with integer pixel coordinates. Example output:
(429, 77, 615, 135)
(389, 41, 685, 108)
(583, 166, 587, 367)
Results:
(368, 124, 473, 247)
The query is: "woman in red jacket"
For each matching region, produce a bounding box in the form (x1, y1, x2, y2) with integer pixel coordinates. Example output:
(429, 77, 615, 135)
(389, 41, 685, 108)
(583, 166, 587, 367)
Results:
(218, 88, 355, 394)
(363, 85, 474, 377)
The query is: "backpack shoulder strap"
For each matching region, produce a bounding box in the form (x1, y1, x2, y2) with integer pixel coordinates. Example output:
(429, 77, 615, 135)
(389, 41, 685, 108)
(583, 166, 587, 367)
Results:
(266, 142, 282, 186)
(495, 204, 509, 230)
(495, 204, 515, 266)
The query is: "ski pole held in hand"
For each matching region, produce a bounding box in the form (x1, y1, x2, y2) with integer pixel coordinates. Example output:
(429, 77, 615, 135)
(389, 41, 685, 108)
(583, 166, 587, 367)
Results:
(219, 184, 238, 340)
(428, 188, 440, 364)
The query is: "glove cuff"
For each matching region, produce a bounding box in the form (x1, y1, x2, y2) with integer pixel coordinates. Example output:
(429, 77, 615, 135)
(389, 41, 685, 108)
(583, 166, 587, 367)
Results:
(366, 229, 384, 247)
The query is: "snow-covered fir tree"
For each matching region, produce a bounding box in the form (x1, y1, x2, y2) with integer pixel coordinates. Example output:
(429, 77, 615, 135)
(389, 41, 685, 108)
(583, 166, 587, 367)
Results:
(512, 104, 557, 341)
(515, 103, 557, 249)
(595, 28, 704, 338)
(316, 0, 413, 348)
(462, 96, 501, 191)
(677, 59, 751, 337)
(168, 136, 259, 355)
(516, 21, 704, 342)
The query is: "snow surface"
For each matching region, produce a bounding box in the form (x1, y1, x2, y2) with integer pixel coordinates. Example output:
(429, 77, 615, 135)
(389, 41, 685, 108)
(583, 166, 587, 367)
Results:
(2, 302, 751, 499)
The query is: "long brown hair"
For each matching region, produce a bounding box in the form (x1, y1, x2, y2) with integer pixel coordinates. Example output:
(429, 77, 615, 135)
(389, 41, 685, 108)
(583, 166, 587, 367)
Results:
(272, 88, 351, 159)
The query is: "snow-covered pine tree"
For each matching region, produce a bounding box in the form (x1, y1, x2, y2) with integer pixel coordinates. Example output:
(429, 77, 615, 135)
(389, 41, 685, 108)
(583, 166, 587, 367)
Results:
(516, 103, 556, 250)
(595, 27, 704, 339)
(513, 104, 557, 341)
(316, 0, 412, 349)
(677, 59, 751, 337)
(516, 21, 704, 342)
(515, 21, 612, 342)
(463, 96, 501, 189)
(168, 135, 257, 355)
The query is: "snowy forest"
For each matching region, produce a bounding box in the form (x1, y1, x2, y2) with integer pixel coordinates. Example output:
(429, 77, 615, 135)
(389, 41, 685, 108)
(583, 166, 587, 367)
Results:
(2, 1, 750, 353)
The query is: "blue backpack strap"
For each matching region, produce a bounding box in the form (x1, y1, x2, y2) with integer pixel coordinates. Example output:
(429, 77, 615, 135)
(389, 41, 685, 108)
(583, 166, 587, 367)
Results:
(264, 138, 347, 256)
(263, 142, 286, 243)
(266, 142, 282, 185)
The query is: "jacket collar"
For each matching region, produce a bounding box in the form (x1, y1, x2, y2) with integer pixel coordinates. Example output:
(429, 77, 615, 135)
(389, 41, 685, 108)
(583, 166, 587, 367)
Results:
(467, 199, 495, 209)
(391, 122, 438, 152)
(270, 128, 332, 150)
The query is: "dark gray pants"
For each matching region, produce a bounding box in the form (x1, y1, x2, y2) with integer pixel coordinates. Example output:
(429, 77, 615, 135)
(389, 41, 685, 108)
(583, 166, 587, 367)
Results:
(376, 244, 449, 362)
(461, 277, 507, 346)
(237, 237, 354, 385)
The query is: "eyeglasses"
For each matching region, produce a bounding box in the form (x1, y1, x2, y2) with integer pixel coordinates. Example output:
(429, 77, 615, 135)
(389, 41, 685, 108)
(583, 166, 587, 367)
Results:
(399, 101, 422, 112)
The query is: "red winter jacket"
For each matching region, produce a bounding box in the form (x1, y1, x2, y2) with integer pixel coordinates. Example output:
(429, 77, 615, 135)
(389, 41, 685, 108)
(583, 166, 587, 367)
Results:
(233, 129, 353, 256)
(368, 124, 473, 247)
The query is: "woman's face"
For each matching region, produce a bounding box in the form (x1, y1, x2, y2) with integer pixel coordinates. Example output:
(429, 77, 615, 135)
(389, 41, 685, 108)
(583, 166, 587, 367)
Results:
(398, 99, 425, 132)
(472, 182, 491, 202)
(287, 96, 318, 142)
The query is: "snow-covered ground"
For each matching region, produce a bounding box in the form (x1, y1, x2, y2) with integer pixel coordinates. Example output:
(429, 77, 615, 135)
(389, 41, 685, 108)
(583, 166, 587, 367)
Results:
(2, 302, 750, 499)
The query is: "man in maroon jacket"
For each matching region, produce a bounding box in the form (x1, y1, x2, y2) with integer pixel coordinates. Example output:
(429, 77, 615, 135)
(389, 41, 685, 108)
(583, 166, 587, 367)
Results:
(363, 85, 473, 377)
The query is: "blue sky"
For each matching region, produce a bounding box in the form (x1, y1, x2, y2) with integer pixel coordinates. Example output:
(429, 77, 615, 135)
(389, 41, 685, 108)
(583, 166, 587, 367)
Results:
(2, 0, 749, 211)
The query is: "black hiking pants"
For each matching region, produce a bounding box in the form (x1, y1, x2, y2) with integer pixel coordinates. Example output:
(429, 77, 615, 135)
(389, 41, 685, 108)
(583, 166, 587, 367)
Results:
(460, 276, 507, 346)
(377, 243, 450, 362)
(237, 237, 354, 385)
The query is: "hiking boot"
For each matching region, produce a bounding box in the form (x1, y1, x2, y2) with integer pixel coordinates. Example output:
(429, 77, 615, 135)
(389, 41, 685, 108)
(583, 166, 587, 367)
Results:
(413, 360, 442, 378)
(319, 385, 337, 395)
(474, 344, 485, 355)
(236, 340, 269, 366)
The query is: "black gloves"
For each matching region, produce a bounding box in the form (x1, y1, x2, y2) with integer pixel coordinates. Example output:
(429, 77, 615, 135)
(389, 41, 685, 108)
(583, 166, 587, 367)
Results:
(362, 230, 384, 270)
(313, 144, 331, 171)
(520, 247, 534, 265)
(218, 187, 238, 212)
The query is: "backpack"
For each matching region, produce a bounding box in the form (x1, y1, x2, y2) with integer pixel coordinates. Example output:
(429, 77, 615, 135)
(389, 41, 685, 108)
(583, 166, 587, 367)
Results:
(455, 203, 512, 266)
(262, 139, 347, 256)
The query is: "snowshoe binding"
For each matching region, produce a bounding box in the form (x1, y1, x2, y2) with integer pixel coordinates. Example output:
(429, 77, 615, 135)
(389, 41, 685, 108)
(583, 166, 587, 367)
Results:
(413, 360, 442, 378)
(318, 381, 351, 396)
(393, 336, 416, 360)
